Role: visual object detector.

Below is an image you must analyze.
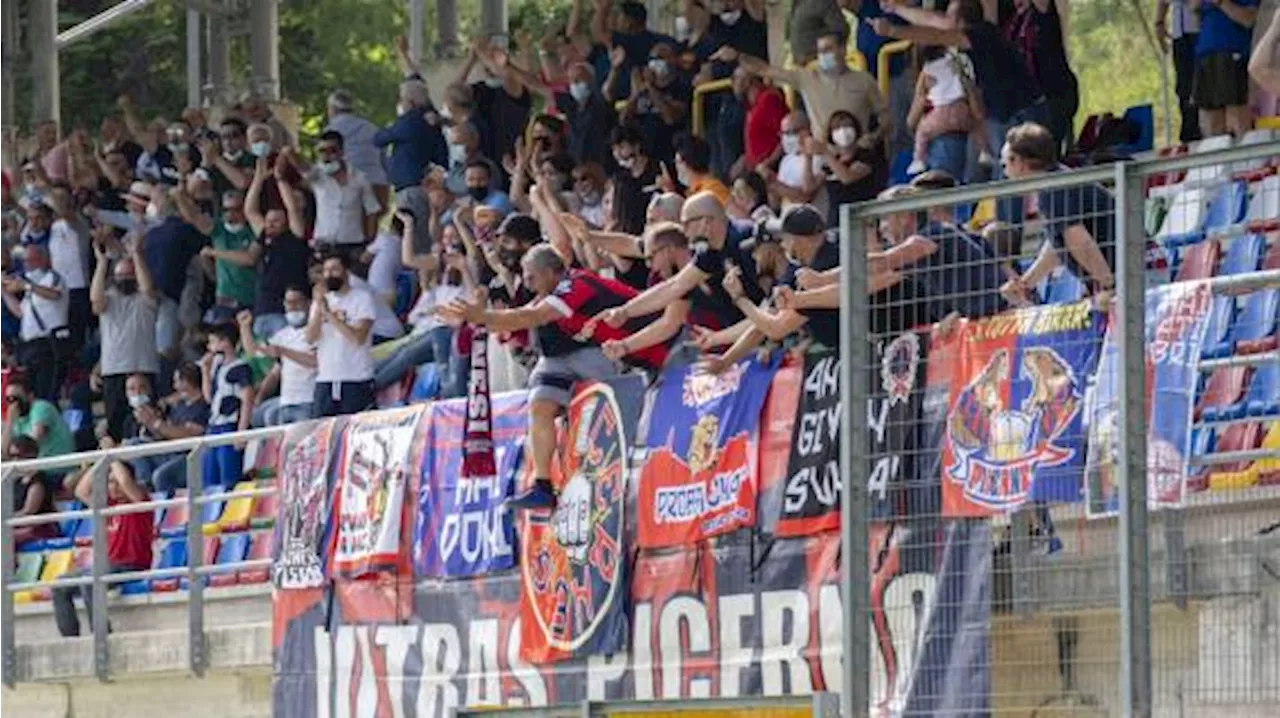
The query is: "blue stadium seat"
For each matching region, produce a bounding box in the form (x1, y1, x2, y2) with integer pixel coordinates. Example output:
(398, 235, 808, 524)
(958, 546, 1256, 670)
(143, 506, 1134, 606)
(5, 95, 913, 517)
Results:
(1117, 104, 1155, 155)
(1244, 361, 1280, 417)
(150, 491, 169, 527)
(207, 532, 253, 588)
(198, 485, 226, 531)
(1198, 366, 1249, 422)
(1232, 289, 1279, 354)
(1201, 296, 1237, 359)
(1218, 233, 1265, 276)
(73, 512, 93, 546)
(180, 535, 221, 589)
(1186, 427, 1215, 492)
(55, 501, 80, 539)
(1201, 181, 1249, 234)
(150, 538, 189, 592)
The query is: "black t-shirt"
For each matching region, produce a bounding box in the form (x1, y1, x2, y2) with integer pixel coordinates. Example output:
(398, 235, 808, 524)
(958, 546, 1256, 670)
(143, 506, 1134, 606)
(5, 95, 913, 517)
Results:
(143, 217, 205, 303)
(612, 161, 659, 235)
(706, 13, 769, 79)
(169, 397, 211, 429)
(825, 146, 889, 225)
(963, 21, 1041, 121)
(912, 221, 1008, 319)
(253, 231, 312, 316)
(690, 238, 753, 330)
(13, 472, 55, 516)
(95, 177, 128, 213)
(615, 258, 651, 292)
(782, 235, 841, 347)
(472, 83, 533, 172)
(634, 74, 693, 164)
(1038, 175, 1116, 288)
(609, 30, 677, 98)
(557, 92, 618, 169)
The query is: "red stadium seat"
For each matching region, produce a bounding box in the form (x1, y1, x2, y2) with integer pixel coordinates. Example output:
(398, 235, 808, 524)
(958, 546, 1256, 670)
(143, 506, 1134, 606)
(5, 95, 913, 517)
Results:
(238, 531, 273, 584)
(1207, 422, 1264, 490)
(159, 490, 190, 538)
(1232, 289, 1279, 354)
(1197, 366, 1249, 421)
(1175, 239, 1220, 281)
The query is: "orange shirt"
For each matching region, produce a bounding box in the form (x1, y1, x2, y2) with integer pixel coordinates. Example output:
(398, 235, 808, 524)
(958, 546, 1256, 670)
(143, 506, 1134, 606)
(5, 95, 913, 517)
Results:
(689, 176, 732, 204)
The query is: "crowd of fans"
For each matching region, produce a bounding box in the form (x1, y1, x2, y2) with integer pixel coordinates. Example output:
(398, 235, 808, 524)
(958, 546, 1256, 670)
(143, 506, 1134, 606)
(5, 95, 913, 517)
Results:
(2, 0, 1274, 514)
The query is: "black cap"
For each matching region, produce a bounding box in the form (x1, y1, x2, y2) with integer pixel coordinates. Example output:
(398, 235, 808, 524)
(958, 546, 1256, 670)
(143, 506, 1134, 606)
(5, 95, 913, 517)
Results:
(497, 213, 541, 244)
(765, 204, 827, 237)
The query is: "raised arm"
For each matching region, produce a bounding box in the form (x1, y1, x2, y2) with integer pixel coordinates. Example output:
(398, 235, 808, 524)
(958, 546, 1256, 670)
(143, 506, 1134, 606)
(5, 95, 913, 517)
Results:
(89, 232, 110, 315)
(710, 47, 797, 85)
(590, 0, 614, 49)
(1217, 0, 1258, 29)
(171, 186, 215, 236)
(1250, 9, 1280, 93)
(117, 96, 157, 153)
(610, 261, 708, 323)
(603, 299, 689, 358)
(131, 232, 158, 301)
(275, 169, 308, 238)
(245, 157, 269, 235)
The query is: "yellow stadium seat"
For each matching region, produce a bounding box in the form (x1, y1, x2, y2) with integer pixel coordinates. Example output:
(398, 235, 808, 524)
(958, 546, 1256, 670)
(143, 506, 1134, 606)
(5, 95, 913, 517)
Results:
(13, 552, 44, 604)
(30, 549, 75, 601)
(1250, 421, 1280, 484)
(218, 481, 258, 533)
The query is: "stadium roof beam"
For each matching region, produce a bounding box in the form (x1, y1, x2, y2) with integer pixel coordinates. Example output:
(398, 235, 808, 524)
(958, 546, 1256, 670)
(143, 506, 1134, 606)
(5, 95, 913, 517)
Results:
(55, 0, 156, 50)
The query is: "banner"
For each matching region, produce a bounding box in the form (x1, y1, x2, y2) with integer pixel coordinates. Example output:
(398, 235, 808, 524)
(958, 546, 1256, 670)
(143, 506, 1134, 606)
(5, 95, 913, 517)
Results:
(939, 302, 1105, 516)
(416, 391, 528, 578)
(776, 351, 842, 535)
(1085, 281, 1213, 518)
(272, 419, 336, 589)
(636, 358, 776, 547)
(517, 376, 643, 664)
(329, 406, 426, 579)
(463, 323, 497, 477)
(272, 521, 991, 717)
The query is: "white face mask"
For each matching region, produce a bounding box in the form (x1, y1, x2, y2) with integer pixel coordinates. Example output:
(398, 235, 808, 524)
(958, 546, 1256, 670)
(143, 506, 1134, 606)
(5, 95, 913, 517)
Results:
(127, 394, 151, 409)
(438, 104, 454, 120)
(818, 52, 840, 74)
(720, 10, 742, 25)
(223, 222, 246, 234)
(484, 76, 504, 89)
(318, 160, 342, 175)
(223, 149, 244, 162)
(250, 141, 272, 158)
(675, 16, 691, 42)
(145, 202, 162, 221)
(781, 133, 802, 155)
(448, 143, 468, 164)
(648, 58, 669, 77)
(285, 310, 308, 327)
(832, 127, 857, 148)
(570, 81, 592, 103)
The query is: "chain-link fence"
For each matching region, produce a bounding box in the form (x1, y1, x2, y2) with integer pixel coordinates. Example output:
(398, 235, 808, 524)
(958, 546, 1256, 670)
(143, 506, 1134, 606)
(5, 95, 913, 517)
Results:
(842, 135, 1279, 717)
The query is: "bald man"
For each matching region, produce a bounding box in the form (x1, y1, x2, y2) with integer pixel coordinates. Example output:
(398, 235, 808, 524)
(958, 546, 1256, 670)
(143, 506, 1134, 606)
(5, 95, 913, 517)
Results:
(599, 191, 759, 332)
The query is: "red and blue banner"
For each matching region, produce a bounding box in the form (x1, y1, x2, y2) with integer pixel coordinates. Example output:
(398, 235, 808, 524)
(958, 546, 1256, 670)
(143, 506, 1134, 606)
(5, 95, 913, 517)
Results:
(517, 376, 642, 664)
(1085, 281, 1213, 517)
(636, 357, 777, 547)
(938, 302, 1105, 516)
(415, 391, 528, 578)
(272, 418, 336, 589)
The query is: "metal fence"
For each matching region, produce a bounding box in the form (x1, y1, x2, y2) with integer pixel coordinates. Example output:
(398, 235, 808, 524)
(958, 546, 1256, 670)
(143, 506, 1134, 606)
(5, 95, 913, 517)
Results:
(2, 139, 1279, 717)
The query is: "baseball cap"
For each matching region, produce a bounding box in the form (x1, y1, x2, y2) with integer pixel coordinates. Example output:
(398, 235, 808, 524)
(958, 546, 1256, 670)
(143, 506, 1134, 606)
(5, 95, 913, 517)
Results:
(764, 204, 827, 237)
(496, 213, 541, 244)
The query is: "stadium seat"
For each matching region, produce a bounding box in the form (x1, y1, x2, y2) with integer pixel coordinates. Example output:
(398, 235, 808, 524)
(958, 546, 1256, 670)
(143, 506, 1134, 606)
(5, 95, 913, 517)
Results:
(31, 548, 75, 601)
(217, 481, 257, 533)
(1218, 234, 1265, 276)
(1207, 422, 1264, 490)
(1232, 289, 1279, 354)
(249, 484, 277, 529)
(13, 553, 44, 604)
(1265, 236, 1280, 270)
(1233, 129, 1280, 176)
(150, 538, 189, 592)
(1145, 144, 1189, 192)
(73, 513, 94, 546)
(1197, 366, 1249, 421)
(1200, 181, 1249, 237)
(1245, 176, 1280, 234)
(1155, 187, 1208, 247)
(180, 535, 222, 589)
(150, 491, 169, 526)
(71, 546, 92, 573)
(1255, 422, 1280, 485)
(1244, 360, 1280, 417)
(1145, 196, 1168, 237)
(1186, 135, 1234, 185)
(199, 485, 226, 536)
(208, 532, 252, 588)
(55, 500, 79, 539)
(238, 531, 272, 584)
(159, 490, 190, 538)
(1201, 296, 1237, 359)
(1174, 239, 1220, 281)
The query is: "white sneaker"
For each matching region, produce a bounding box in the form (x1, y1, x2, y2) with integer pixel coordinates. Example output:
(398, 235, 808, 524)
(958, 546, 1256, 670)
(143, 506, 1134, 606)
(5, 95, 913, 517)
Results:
(978, 150, 995, 166)
(906, 159, 927, 175)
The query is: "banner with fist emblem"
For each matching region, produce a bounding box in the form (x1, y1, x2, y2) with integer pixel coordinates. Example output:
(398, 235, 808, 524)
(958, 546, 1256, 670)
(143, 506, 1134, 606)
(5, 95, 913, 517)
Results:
(636, 357, 777, 547)
(272, 418, 336, 589)
(328, 406, 427, 579)
(517, 376, 643, 664)
(937, 302, 1105, 516)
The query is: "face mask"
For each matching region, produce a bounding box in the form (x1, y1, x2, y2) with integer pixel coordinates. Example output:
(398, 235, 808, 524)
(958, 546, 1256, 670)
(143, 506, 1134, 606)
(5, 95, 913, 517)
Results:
(117, 278, 138, 295)
(648, 58, 668, 77)
(677, 164, 692, 187)
(675, 16, 691, 42)
(818, 52, 840, 74)
(781, 133, 801, 155)
(145, 202, 161, 221)
(325, 276, 345, 292)
(448, 143, 468, 164)
(224, 221, 247, 234)
(223, 149, 244, 162)
(832, 127, 857, 148)
(285, 310, 308, 327)
(615, 155, 635, 170)
(484, 76, 504, 88)
(467, 186, 489, 202)
(570, 81, 592, 103)
(580, 189, 602, 206)
(439, 104, 454, 121)
(250, 141, 272, 158)
(318, 160, 341, 175)
(720, 10, 742, 25)
(128, 394, 151, 409)
(167, 142, 190, 155)
(499, 248, 523, 269)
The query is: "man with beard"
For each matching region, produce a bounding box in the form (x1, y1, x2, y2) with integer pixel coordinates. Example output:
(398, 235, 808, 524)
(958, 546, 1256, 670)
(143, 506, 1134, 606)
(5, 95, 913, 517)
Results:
(306, 251, 378, 417)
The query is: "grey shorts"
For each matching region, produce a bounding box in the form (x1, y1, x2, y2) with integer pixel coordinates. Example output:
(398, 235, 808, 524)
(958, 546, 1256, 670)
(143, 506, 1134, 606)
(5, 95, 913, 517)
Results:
(528, 346, 619, 407)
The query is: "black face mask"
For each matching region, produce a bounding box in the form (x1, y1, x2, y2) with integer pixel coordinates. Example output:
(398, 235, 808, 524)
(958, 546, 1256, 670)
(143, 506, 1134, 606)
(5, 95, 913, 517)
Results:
(499, 249, 523, 269)
(445, 268, 464, 285)
(467, 186, 489, 202)
(325, 276, 345, 292)
(117, 279, 138, 295)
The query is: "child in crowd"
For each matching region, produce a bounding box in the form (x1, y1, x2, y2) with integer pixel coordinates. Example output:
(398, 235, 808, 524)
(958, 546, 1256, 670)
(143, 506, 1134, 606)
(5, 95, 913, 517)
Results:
(908, 45, 993, 176)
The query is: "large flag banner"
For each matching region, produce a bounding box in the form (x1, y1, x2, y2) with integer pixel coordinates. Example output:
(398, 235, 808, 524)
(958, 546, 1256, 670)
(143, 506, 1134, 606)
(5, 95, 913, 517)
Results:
(635, 357, 776, 547)
(272, 419, 335, 589)
(329, 406, 426, 579)
(1085, 281, 1213, 518)
(517, 376, 642, 664)
(776, 351, 843, 535)
(940, 302, 1105, 516)
(272, 521, 991, 717)
(416, 391, 528, 578)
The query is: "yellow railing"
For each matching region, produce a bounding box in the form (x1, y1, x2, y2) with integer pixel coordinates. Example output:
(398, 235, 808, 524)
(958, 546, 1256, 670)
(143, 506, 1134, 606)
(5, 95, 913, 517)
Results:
(691, 79, 734, 137)
(877, 40, 913, 100)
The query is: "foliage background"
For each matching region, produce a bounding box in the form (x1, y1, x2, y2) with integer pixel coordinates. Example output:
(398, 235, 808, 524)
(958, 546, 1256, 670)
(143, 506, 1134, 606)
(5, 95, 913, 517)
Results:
(10, 0, 1174, 144)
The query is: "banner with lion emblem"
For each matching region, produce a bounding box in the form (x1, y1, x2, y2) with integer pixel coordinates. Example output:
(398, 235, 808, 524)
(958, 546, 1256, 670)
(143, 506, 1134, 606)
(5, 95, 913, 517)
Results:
(938, 302, 1105, 516)
(636, 357, 777, 547)
(329, 406, 427, 579)
(273, 418, 336, 589)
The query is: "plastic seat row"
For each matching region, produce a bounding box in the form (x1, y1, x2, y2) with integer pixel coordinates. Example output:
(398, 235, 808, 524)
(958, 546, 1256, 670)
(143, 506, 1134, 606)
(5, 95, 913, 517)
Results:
(1186, 421, 1280, 492)
(1152, 177, 1279, 248)
(1146, 131, 1279, 197)
(1198, 362, 1280, 422)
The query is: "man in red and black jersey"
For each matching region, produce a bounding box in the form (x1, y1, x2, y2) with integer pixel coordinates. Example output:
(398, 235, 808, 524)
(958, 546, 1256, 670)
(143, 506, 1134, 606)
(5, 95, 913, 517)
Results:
(439, 243, 666, 510)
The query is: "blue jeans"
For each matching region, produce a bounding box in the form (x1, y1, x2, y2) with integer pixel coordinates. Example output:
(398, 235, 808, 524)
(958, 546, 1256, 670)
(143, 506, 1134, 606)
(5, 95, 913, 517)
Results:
(152, 456, 188, 493)
(202, 423, 244, 489)
(255, 396, 315, 427)
(926, 133, 970, 183)
(253, 313, 288, 340)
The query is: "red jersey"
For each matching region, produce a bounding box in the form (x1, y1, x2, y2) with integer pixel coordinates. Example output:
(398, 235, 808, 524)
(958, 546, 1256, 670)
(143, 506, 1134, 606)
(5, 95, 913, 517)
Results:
(540, 269, 669, 370)
(107, 497, 154, 570)
(745, 87, 787, 167)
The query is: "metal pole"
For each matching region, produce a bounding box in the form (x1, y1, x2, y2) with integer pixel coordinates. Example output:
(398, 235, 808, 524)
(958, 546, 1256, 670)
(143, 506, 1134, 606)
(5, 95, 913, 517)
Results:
(1, 0, 19, 170)
(1114, 161, 1152, 716)
(90, 460, 110, 682)
(187, 446, 207, 677)
(29, 0, 60, 129)
(55, 0, 155, 50)
(479, 0, 508, 42)
(838, 203, 871, 717)
(1, 470, 16, 687)
(409, 0, 426, 64)
(249, 0, 281, 101)
(206, 8, 231, 105)
(186, 9, 203, 108)
(436, 0, 459, 56)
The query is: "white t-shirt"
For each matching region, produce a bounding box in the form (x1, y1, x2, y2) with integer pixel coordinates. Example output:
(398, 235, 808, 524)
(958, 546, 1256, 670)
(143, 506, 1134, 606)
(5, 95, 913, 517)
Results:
(778, 152, 829, 217)
(49, 218, 88, 290)
(269, 325, 318, 407)
(19, 269, 69, 341)
(307, 166, 382, 245)
(349, 275, 404, 340)
(924, 54, 967, 108)
(407, 283, 466, 334)
(364, 232, 401, 301)
(313, 284, 378, 383)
